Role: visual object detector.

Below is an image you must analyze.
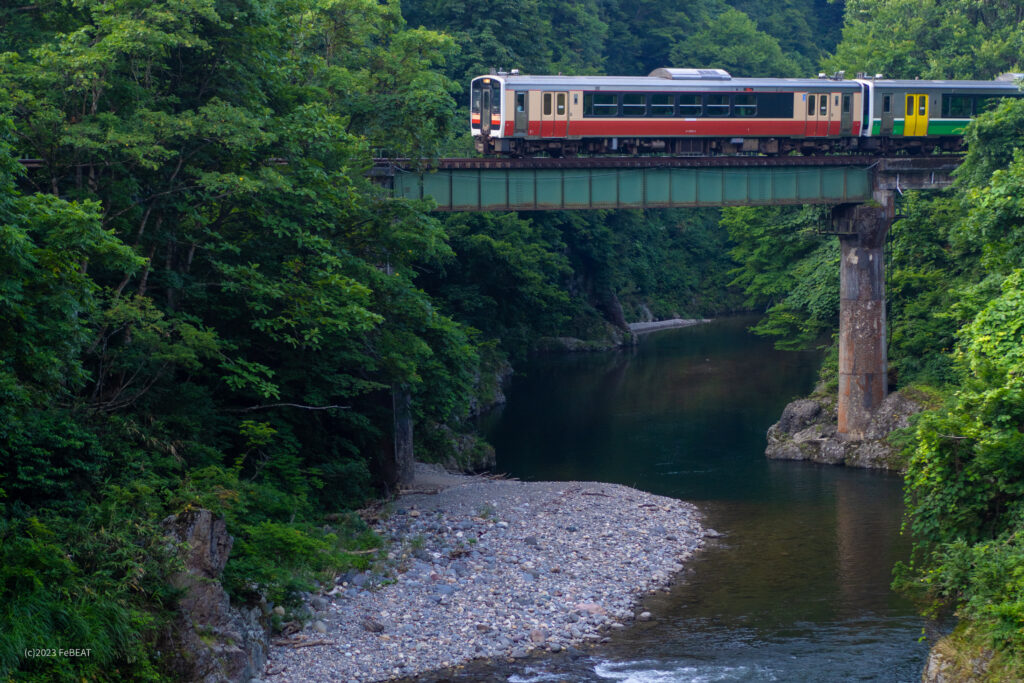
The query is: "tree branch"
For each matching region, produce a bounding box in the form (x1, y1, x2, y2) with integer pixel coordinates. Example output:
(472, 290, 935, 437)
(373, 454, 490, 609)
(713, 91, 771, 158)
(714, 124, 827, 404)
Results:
(227, 403, 351, 413)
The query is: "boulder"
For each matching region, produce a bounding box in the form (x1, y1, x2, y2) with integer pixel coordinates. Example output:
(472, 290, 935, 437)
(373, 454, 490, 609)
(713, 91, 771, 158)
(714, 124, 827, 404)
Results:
(766, 391, 922, 470)
(158, 508, 271, 683)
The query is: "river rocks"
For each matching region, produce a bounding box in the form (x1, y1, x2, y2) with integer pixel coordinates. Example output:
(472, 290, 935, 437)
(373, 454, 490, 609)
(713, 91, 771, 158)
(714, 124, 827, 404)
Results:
(265, 472, 704, 683)
(158, 508, 271, 683)
(765, 391, 923, 470)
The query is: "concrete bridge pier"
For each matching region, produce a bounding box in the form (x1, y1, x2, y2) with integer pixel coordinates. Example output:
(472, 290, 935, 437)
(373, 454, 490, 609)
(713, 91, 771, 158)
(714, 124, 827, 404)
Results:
(832, 195, 894, 439)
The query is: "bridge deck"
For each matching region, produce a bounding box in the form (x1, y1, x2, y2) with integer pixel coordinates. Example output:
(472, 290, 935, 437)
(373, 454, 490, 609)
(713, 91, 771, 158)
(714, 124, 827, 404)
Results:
(374, 156, 960, 211)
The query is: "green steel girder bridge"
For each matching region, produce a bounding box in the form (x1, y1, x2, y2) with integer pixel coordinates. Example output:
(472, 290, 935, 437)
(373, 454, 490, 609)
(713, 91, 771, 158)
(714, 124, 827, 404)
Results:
(373, 154, 962, 441)
(371, 155, 959, 212)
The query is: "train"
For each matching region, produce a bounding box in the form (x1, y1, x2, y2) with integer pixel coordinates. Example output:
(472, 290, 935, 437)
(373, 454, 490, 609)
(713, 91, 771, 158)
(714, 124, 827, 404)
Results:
(470, 68, 1023, 156)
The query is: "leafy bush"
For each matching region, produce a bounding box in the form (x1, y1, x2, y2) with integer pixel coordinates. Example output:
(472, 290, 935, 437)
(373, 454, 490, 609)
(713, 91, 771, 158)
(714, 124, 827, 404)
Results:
(0, 508, 175, 681)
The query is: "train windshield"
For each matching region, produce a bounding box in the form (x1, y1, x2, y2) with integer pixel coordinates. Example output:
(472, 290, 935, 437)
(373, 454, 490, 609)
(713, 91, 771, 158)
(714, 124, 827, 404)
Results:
(471, 78, 501, 114)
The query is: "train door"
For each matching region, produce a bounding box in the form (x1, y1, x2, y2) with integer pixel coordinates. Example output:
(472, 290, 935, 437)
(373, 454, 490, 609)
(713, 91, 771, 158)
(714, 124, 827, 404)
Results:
(804, 93, 819, 136)
(481, 85, 493, 135)
(904, 93, 929, 136)
(541, 92, 568, 137)
(542, 91, 568, 137)
(840, 92, 853, 135)
(879, 92, 894, 135)
(828, 92, 841, 135)
(514, 91, 528, 135)
(540, 92, 568, 137)
(819, 92, 832, 135)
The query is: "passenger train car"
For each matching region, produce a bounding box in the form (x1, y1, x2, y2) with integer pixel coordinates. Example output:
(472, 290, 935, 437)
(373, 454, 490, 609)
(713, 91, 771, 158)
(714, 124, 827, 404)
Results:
(470, 68, 1023, 156)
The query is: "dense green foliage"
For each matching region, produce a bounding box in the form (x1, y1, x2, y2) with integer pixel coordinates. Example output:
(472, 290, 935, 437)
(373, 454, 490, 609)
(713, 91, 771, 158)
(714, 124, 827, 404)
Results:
(895, 112, 1024, 672)
(826, 0, 1024, 80)
(723, 206, 839, 351)
(14, 0, 1024, 677)
(0, 0, 848, 678)
(0, 0, 471, 677)
(714, 1, 1024, 674)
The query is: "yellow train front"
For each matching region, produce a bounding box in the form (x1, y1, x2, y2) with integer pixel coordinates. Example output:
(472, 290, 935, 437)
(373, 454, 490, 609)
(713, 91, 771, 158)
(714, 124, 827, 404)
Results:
(470, 69, 1023, 156)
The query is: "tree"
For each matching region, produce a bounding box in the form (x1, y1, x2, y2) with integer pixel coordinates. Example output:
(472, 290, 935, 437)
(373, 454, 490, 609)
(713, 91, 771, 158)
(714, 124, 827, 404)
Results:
(671, 8, 803, 77)
(827, 0, 1024, 79)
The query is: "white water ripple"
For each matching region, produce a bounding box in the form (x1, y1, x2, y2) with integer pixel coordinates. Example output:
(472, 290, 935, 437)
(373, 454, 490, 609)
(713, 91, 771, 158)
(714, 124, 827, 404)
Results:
(594, 659, 780, 683)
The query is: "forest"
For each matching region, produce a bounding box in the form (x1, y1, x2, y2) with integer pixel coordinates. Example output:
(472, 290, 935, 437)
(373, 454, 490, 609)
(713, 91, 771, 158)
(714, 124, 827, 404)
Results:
(1, 0, 1023, 679)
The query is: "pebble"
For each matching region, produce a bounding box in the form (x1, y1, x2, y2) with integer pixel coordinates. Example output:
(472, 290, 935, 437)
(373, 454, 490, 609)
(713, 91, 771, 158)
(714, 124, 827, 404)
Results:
(265, 475, 704, 682)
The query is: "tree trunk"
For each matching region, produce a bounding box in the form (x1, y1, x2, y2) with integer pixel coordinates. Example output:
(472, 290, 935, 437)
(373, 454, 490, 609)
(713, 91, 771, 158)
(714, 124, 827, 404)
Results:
(393, 385, 415, 486)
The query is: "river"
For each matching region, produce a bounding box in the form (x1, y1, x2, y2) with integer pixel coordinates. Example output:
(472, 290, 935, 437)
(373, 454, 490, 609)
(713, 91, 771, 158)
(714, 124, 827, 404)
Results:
(429, 316, 928, 682)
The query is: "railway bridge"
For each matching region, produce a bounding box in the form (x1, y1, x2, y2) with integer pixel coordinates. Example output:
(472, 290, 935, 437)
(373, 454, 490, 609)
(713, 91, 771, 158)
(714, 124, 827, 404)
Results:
(372, 155, 961, 439)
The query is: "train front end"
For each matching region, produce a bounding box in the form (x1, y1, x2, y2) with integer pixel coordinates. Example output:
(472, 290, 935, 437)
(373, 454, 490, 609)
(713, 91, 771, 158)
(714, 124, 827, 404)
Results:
(470, 75, 504, 153)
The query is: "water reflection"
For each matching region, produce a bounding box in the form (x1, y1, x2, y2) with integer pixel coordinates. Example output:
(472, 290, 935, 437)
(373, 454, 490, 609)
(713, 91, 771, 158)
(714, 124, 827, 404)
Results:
(462, 317, 927, 682)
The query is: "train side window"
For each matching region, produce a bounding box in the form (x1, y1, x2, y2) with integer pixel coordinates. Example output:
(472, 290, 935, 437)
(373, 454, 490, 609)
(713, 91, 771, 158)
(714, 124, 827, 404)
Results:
(807, 94, 816, 116)
(650, 93, 674, 117)
(584, 93, 618, 116)
(918, 95, 926, 115)
(556, 93, 566, 115)
(678, 94, 702, 117)
(820, 96, 827, 116)
(755, 93, 793, 118)
(733, 94, 756, 117)
(883, 94, 891, 113)
(516, 92, 525, 113)
(622, 93, 646, 116)
(842, 94, 851, 113)
(906, 95, 913, 115)
(543, 93, 552, 116)
(705, 94, 729, 116)
(942, 94, 972, 117)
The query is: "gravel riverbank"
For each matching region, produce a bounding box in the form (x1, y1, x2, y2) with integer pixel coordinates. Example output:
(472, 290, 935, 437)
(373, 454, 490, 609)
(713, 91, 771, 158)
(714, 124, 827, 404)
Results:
(264, 466, 706, 682)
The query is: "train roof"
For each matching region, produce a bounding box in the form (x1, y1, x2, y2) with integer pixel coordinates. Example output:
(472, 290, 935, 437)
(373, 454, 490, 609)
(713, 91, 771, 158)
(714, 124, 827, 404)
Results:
(474, 71, 1023, 93)
(866, 78, 1023, 91)
(483, 73, 861, 91)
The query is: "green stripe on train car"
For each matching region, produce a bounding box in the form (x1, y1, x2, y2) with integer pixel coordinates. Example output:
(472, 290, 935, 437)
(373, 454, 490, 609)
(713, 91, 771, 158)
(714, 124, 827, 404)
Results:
(868, 120, 905, 135)
(926, 119, 970, 135)
(870, 118, 969, 136)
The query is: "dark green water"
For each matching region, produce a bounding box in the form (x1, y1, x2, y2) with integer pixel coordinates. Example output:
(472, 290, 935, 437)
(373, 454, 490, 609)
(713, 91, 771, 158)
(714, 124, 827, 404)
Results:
(462, 317, 928, 682)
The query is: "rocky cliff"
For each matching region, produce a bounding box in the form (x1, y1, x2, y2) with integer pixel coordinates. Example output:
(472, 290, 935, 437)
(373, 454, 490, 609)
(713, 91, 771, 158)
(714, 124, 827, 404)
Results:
(765, 391, 923, 470)
(158, 508, 271, 683)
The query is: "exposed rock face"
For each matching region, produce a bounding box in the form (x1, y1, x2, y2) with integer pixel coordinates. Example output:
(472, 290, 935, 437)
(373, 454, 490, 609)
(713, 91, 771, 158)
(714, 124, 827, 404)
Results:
(766, 391, 923, 470)
(921, 632, 995, 683)
(159, 508, 270, 683)
(467, 360, 513, 417)
(422, 423, 497, 472)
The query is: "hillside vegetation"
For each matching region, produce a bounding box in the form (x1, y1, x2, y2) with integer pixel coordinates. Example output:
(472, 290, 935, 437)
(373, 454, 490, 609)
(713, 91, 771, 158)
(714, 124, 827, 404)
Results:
(0, 0, 839, 678)
(3, 0, 1023, 679)
(724, 1, 1024, 677)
